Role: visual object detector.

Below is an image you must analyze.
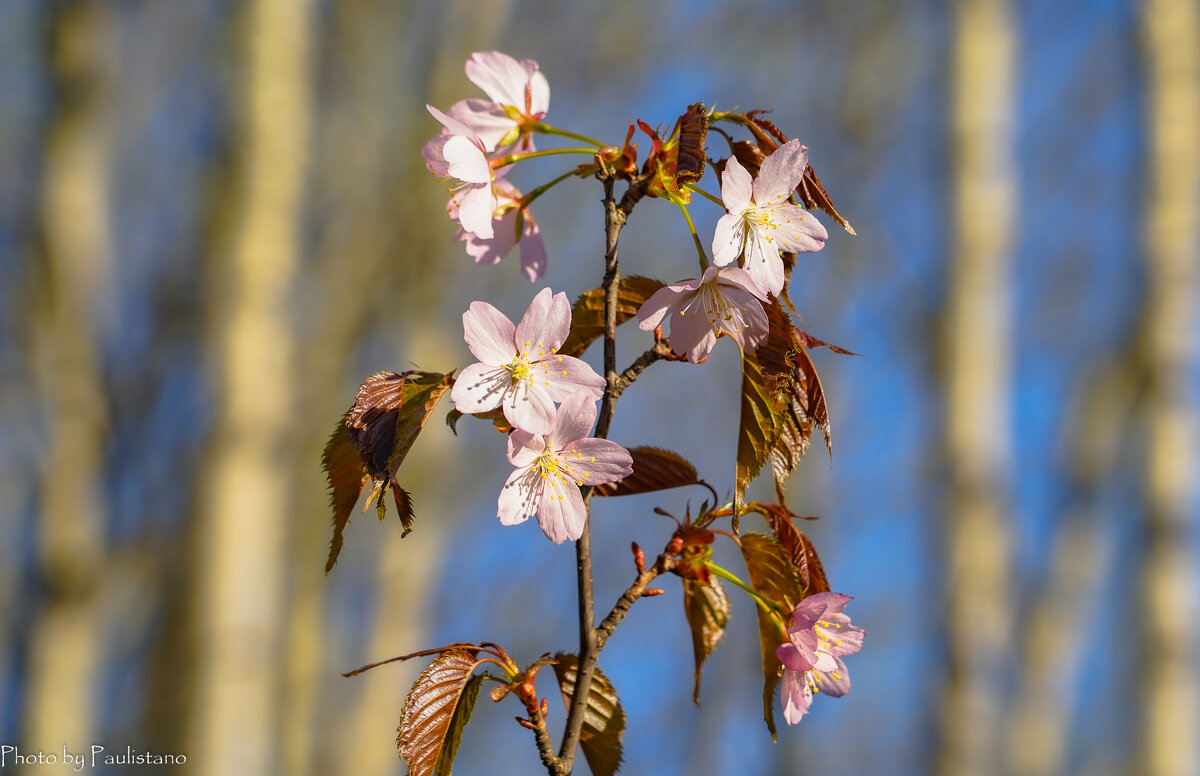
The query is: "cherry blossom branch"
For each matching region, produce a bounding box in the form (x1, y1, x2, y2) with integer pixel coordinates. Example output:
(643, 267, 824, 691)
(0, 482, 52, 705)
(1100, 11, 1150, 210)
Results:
(525, 704, 561, 774)
(595, 545, 676, 650)
(610, 340, 674, 400)
(558, 161, 651, 775)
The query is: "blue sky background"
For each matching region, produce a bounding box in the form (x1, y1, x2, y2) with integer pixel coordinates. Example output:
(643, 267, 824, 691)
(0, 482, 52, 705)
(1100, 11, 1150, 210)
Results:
(1, 1, 1196, 775)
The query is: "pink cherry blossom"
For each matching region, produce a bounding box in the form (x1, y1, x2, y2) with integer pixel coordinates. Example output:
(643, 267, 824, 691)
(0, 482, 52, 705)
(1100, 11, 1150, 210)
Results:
(425, 105, 499, 239)
(711, 139, 828, 296)
(775, 592, 865, 725)
(453, 51, 549, 151)
(498, 391, 631, 544)
(451, 287, 605, 435)
(451, 179, 547, 281)
(636, 266, 769, 363)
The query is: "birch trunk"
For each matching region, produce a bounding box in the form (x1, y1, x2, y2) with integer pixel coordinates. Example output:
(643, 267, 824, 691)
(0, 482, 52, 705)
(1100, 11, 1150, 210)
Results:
(190, 1, 314, 774)
(937, 1, 1016, 774)
(1137, 1, 1200, 773)
(24, 0, 114, 754)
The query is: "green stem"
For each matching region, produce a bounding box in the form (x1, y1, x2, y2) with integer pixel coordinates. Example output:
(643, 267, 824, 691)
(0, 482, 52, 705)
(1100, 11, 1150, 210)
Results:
(675, 200, 709, 273)
(518, 168, 579, 209)
(707, 561, 783, 630)
(495, 147, 598, 167)
(685, 182, 725, 208)
(531, 122, 605, 148)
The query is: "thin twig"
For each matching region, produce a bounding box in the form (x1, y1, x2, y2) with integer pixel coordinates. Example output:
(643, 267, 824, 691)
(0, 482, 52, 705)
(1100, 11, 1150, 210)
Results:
(611, 340, 674, 399)
(527, 706, 562, 774)
(595, 550, 676, 650)
(557, 162, 650, 774)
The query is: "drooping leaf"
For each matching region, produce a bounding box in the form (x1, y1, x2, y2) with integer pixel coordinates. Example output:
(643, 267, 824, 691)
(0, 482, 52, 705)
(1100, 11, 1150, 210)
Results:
(673, 102, 708, 185)
(397, 650, 484, 776)
(323, 412, 368, 573)
(740, 532, 805, 741)
(592, 446, 705, 497)
(552, 654, 625, 776)
(758, 503, 831, 597)
(346, 370, 455, 480)
(559, 276, 665, 358)
(445, 407, 512, 435)
(683, 577, 731, 705)
(736, 301, 849, 510)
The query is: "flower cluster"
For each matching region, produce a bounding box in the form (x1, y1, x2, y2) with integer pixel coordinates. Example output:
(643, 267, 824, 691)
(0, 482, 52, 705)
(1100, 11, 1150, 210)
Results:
(451, 287, 631, 543)
(776, 592, 865, 724)
(636, 139, 828, 363)
(425, 51, 551, 277)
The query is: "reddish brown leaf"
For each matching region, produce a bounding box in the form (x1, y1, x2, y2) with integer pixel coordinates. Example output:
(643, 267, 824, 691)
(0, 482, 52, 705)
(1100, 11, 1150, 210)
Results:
(737, 302, 848, 510)
(683, 577, 731, 706)
(397, 650, 485, 776)
(553, 654, 625, 776)
(445, 407, 513, 435)
(346, 370, 454, 481)
(673, 102, 708, 185)
(322, 412, 368, 573)
(559, 276, 665, 358)
(758, 504, 831, 597)
(740, 532, 805, 741)
(728, 139, 766, 177)
(592, 446, 705, 497)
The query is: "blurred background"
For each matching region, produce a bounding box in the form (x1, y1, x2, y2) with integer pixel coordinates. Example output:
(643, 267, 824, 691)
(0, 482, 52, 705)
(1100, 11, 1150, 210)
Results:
(1, 0, 1198, 774)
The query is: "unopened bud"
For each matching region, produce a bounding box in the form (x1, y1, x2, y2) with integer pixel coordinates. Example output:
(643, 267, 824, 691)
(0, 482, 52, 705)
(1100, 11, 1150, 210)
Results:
(516, 716, 536, 730)
(643, 587, 665, 597)
(540, 697, 549, 716)
(667, 536, 684, 555)
(632, 542, 646, 572)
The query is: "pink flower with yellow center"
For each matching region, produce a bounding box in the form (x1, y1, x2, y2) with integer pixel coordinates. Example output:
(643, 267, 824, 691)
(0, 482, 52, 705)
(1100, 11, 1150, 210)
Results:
(635, 266, 769, 363)
(498, 392, 632, 544)
(775, 592, 865, 724)
(451, 287, 604, 435)
(711, 139, 829, 296)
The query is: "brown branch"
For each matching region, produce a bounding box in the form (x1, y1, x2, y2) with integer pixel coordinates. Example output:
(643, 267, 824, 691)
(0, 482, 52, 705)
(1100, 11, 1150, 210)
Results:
(611, 340, 674, 400)
(525, 705, 562, 774)
(595, 549, 676, 651)
(557, 162, 650, 774)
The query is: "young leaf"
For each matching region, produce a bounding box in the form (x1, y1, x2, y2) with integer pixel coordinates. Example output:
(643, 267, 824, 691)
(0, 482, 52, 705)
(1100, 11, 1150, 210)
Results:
(592, 446, 706, 497)
(758, 503, 831, 597)
(346, 370, 455, 480)
(683, 577, 731, 705)
(559, 276, 665, 358)
(397, 650, 484, 776)
(739, 532, 804, 741)
(552, 654, 625, 776)
(322, 412, 368, 573)
(736, 301, 848, 509)
(445, 407, 512, 435)
(673, 102, 708, 185)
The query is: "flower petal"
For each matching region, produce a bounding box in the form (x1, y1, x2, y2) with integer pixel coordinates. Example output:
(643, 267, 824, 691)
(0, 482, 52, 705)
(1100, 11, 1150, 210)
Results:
(542, 355, 605, 402)
(515, 288, 571, 355)
(720, 156, 753, 214)
(527, 69, 550, 115)
(447, 97, 515, 152)
(636, 284, 684, 331)
(462, 301, 517, 364)
(497, 465, 540, 526)
(534, 475, 586, 544)
(562, 438, 633, 484)
(442, 135, 491, 184)
(742, 229, 785, 296)
(422, 130, 451, 176)
(711, 213, 747, 267)
(450, 361, 509, 415)
(506, 429, 544, 467)
(668, 304, 718, 362)
(460, 208, 519, 266)
(781, 668, 814, 725)
(767, 203, 828, 254)
(466, 51, 537, 108)
(503, 379, 556, 435)
(545, 391, 599, 448)
(775, 642, 814, 673)
(752, 138, 807, 205)
(812, 656, 851, 697)
(455, 185, 497, 239)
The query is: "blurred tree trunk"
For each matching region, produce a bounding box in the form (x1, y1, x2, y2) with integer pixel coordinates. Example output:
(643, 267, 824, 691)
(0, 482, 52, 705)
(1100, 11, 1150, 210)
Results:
(24, 0, 114, 753)
(1136, 1, 1200, 774)
(190, 1, 314, 774)
(936, 1, 1016, 775)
